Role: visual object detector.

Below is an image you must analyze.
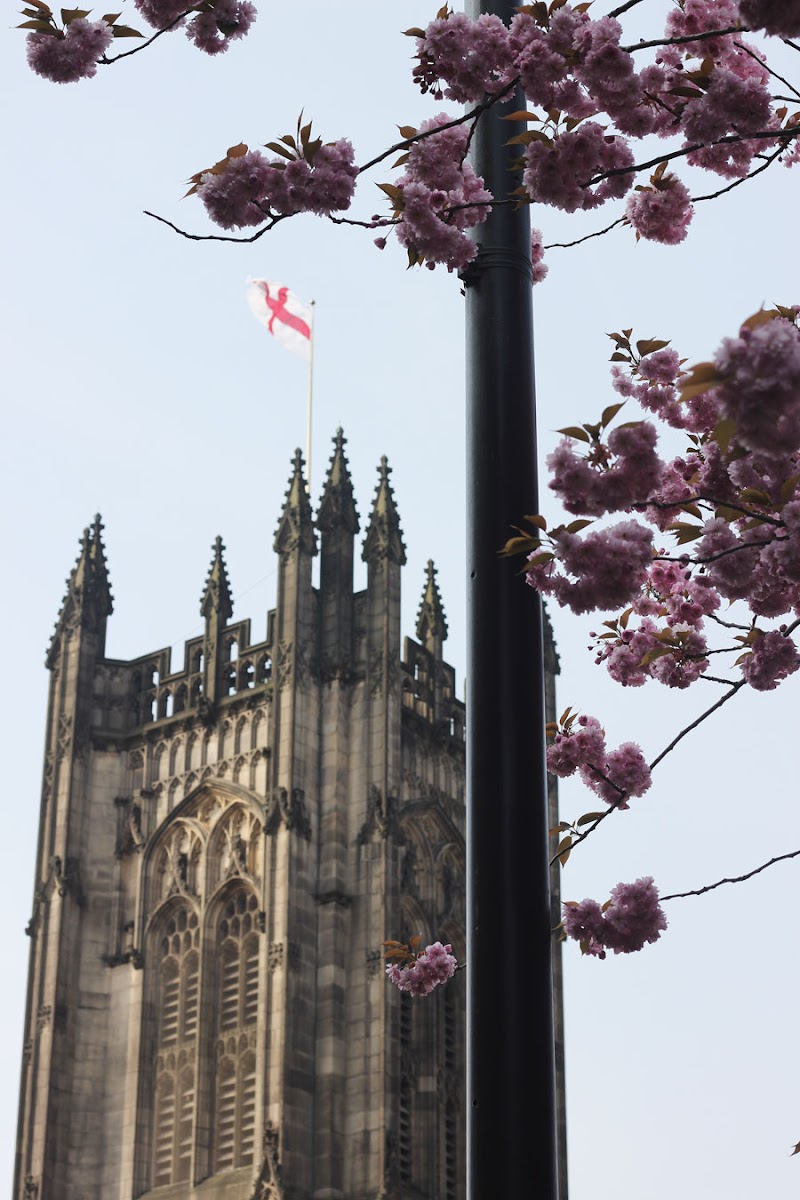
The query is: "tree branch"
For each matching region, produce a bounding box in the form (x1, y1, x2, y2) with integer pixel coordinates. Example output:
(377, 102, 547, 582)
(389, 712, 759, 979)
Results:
(648, 680, 745, 773)
(622, 26, 747, 53)
(143, 209, 283, 242)
(583, 127, 799, 189)
(102, 9, 194, 63)
(661, 847, 800, 901)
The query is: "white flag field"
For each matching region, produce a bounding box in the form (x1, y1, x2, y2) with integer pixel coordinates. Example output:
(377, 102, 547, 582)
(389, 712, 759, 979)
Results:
(246, 279, 313, 361)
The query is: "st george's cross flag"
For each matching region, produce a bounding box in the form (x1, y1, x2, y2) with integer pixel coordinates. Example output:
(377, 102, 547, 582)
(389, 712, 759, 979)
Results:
(246, 279, 313, 360)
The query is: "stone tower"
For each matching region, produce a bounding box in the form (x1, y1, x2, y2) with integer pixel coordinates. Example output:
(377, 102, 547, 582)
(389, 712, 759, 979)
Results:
(15, 433, 564, 1200)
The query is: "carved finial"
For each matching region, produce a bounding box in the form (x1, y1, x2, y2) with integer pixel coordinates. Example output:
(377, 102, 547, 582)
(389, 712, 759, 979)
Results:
(274, 449, 317, 555)
(200, 535, 233, 622)
(46, 517, 114, 666)
(362, 455, 406, 565)
(317, 427, 359, 534)
(416, 559, 448, 648)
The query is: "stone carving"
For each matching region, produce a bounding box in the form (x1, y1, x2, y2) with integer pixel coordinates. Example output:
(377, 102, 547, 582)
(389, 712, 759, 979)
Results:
(249, 1120, 283, 1200)
(400, 842, 418, 897)
(24, 1177, 39, 1200)
(156, 824, 201, 901)
(36, 1006, 51, 1032)
(276, 640, 292, 691)
(366, 949, 383, 977)
(357, 784, 398, 844)
(56, 714, 72, 762)
(268, 942, 283, 973)
(265, 787, 311, 841)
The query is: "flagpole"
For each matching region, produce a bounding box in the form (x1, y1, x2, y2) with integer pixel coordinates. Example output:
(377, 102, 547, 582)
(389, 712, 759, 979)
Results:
(306, 300, 316, 493)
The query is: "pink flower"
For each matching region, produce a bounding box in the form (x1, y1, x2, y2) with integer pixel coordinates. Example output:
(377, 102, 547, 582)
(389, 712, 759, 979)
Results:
(198, 150, 273, 229)
(564, 878, 667, 957)
(385, 942, 457, 996)
(546, 714, 606, 778)
(531, 228, 548, 284)
(740, 630, 800, 690)
(584, 742, 651, 808)
(626, 175, 694, 245)
(714, 316, 800, 458)
(413, 11, 513, 103)
(185, 0, 256, 54)
(133, 0, 188, 30)
(603, 878, 668, 953)
(27, 18, 113, 83)
(738, 0, 800, 37)
(523, 123, 636, 213)
(394, 114, 491, 271)
(526, 521, 654, 615)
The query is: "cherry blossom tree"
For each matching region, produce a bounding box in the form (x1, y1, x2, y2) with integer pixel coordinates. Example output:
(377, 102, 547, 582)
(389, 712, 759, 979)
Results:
(16, 0, 800, 1174)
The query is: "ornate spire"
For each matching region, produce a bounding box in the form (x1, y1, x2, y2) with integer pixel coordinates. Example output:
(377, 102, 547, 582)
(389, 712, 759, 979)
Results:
(200, 536, 233, 622)
(362, 456, 406, 565)
(47, 516, 114, 666)
(416, 559, 448, 647)
(316, 428, 359, 534)
(274, 448, 317, 555)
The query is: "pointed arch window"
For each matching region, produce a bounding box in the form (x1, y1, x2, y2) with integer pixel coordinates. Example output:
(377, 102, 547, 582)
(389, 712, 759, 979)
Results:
(212, 888, 260, 1173)
(151, 906, 200, 1187)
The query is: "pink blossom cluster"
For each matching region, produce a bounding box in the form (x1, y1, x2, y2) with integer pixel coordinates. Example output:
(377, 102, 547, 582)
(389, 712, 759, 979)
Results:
(531, 228, 548, 285)
(198, 140, 358, 229)
(563, 878, 667, 958)
(526, 307, 800, 711)
(404, 2, 792, 244)
(714, 316, 800, 458)
(185, 0, 256, 55)
(133, 0, 257, 53)
(738, 0, 800, 39)
(546, 714, 651, 809)
(385, 941, 457, 996)
(526, 521, 654, 615)
(394, 114, 491, 271)
(739, 629, 800, 690)
(547, 420, 663, 516)
(522, 123, 635, 214)
(626, 175, 694, 245)
(27, 18, 113, 83)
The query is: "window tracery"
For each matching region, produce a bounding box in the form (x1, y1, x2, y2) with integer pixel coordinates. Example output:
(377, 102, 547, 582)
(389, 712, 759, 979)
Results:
(151, 906, 200, 1188)
(141, 788, 265, 1190)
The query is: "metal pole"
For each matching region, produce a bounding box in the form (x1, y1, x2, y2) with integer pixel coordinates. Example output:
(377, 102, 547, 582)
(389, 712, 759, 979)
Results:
(463, 2, 558, 1196)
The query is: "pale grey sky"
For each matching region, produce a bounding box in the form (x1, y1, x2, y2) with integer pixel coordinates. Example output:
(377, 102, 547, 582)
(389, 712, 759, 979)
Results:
(2, 3, 799, 1197)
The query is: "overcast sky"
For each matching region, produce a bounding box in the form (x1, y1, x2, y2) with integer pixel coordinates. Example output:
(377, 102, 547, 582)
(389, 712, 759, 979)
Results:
(2, 3, 799, 1197)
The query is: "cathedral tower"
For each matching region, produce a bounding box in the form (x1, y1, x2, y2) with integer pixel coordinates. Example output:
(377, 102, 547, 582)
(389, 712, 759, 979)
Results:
(15, 436, 563, 1200)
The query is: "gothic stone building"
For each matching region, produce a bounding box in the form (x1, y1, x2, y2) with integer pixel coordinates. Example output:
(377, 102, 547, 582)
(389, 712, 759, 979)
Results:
(15, 433, 564, 1200)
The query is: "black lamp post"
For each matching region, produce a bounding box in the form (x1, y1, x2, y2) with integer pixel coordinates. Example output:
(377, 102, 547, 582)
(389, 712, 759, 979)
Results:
(464, 2, 559, 1196)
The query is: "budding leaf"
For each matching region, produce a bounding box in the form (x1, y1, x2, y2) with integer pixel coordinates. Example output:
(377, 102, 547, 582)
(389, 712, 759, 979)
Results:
(557, 426, 591, 443)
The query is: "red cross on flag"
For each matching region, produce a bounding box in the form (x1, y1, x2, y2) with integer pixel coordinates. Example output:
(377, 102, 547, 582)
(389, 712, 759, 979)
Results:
(246, 279, 313, 360)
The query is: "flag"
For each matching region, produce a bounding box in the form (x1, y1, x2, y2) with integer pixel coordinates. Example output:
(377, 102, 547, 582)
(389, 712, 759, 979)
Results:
(246, 279, 312, 360)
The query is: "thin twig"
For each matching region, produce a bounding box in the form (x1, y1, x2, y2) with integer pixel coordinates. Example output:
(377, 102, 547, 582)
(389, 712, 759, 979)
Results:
(356, 80, 516, 176)
(143, 210, 282, 242)
(661, 847, 800, 901)
(102, 9, 194, 63)
(583, 127, 799, 189)
(648, 680, 745, 773)
(622, 26, 746, 53)
(735, 40, 800, 102)
(692, 144, 786, 202)
(545, 217, 626, 250)
(608, 0, 647, 16)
